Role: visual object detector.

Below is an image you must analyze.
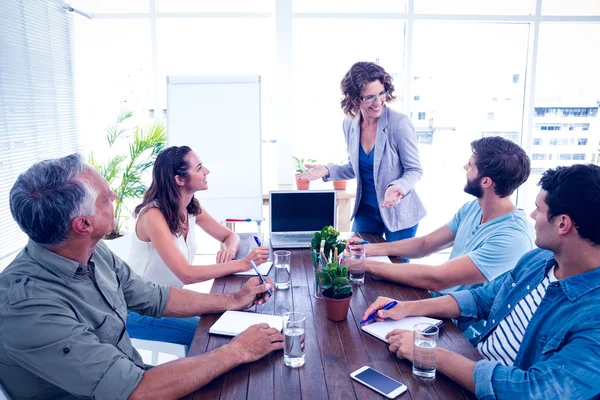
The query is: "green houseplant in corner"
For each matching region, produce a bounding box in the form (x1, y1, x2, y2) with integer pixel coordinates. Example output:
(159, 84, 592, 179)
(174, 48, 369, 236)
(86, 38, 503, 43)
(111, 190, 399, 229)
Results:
(89, 110, 166, 238)
(317, 259, 352, 321)
(292, 156, 316, 190)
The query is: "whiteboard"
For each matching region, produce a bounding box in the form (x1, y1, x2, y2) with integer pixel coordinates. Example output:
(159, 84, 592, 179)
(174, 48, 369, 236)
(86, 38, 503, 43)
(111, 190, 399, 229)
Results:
(167, 75, 263, 223)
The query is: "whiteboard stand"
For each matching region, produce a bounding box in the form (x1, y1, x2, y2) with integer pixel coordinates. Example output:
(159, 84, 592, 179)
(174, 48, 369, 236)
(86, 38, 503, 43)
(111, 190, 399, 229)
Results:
(167, 75, 263, 227)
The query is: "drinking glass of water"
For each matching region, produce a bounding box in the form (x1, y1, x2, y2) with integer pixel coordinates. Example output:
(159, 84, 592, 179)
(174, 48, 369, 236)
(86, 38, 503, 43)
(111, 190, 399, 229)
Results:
(283, 311, 305, 368)
(348, 247, 366, 285)
(412, 323, 439, 382)
(274, 250, 291, 289)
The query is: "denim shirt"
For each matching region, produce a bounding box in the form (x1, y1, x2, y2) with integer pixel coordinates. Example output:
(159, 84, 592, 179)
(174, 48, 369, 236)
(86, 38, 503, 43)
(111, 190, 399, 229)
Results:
(450, 248, 600, 400)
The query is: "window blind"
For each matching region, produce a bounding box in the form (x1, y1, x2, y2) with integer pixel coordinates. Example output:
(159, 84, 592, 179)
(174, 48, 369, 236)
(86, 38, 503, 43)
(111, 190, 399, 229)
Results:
(0, 0, 78, 265)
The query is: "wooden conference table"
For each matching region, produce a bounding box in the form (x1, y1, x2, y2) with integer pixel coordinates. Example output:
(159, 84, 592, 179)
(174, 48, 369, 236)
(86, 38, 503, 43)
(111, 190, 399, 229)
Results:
(185, 233, 482, 400)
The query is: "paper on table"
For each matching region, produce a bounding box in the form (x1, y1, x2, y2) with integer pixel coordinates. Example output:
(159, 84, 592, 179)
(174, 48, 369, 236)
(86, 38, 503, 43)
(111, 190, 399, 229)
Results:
(234, 261, 273, 276)
(209, 310, 283, 337)
(367, 255, 392, 263)
(361, 316, 443, 343)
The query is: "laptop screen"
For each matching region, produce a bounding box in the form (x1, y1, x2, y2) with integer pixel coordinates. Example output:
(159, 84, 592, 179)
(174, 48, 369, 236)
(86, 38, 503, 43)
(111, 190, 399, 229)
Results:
(270, 191, 335, 233)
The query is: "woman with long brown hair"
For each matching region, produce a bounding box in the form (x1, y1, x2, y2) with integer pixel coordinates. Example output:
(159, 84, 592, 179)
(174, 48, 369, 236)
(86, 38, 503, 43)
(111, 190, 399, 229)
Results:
(126, 145, 269, 346)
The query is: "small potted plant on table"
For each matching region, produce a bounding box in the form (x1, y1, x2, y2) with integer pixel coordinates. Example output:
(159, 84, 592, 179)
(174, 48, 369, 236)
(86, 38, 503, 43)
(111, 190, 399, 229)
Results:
(292, 156, 316, 190)
(310, 226, 347, 299)
(317, 259, 352, 321)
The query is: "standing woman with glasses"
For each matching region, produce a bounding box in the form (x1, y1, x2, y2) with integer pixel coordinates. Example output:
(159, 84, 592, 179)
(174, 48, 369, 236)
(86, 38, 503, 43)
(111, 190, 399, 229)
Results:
(298, 62, 426, 248)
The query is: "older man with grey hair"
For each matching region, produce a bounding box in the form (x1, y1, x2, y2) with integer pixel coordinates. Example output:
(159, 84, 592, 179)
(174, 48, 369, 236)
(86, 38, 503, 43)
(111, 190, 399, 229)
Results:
(0, 154, 283, 400)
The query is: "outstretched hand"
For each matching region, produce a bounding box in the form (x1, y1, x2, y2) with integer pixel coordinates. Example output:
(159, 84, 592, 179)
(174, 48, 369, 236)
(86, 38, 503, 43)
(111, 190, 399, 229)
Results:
(381, 184, 406, 208)
(296, 164, 329, 181)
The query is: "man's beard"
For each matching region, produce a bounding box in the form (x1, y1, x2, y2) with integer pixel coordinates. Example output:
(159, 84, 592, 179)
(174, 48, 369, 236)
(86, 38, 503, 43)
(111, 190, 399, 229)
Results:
(464, 176, 484, 198)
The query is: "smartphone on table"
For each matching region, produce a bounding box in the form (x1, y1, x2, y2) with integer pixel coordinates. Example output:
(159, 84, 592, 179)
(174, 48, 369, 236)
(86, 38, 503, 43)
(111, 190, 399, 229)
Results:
(350, 366, 407, 399)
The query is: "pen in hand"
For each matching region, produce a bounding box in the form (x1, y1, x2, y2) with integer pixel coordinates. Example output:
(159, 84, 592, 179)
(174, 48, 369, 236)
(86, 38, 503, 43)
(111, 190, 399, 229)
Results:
(250, 260, 272, 296)
(253, 235, 262, 246)
(360, 300, 398, 325)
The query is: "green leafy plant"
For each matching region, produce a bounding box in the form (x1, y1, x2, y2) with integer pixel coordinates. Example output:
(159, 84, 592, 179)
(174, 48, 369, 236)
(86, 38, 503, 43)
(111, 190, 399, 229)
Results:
(310, 225, 346, 259)
(89, 110, 166, 238)
(292, 156, 317, 174)
(317, 259, 352, 299)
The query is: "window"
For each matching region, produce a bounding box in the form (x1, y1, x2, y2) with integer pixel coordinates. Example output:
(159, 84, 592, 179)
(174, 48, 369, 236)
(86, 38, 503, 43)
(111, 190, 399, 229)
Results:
(512, 74, 520, 83)
(559, 138, 569, 146)
(412, 22, 528, 235)
(487, 112, 494, 120)
(573, 153, 586, 160)
(559, 154, 572, 160)
(418, 112, 426, 120)
(414, 95, 421, 101)
(532, 154, 547, 160)
(578, 138, 588, 145)
(416, 130, 433, 145)
(531, 168, 547, 175)
(533, 138, 543, 145)
(549, 138, 558, 145)
(1, 1, 78, 264)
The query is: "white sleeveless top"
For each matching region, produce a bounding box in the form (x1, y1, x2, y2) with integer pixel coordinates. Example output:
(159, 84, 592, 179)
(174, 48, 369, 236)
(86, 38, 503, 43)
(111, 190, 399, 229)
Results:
(127, 204, 197, 288)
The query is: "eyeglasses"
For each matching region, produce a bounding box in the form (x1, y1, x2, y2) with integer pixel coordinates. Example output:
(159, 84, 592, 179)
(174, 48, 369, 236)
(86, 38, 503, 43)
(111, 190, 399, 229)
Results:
(360, 91, 388, 103)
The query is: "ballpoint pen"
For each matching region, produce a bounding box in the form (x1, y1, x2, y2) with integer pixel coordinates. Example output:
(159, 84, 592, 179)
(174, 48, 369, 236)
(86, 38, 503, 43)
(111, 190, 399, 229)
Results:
(250, 260, 272, 296)
(360, 300, 398, 324)
(253, 235, 262, 246)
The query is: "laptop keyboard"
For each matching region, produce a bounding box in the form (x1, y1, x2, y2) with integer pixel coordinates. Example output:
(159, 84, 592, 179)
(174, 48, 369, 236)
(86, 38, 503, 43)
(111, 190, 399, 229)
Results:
(277, 234, 314, 241)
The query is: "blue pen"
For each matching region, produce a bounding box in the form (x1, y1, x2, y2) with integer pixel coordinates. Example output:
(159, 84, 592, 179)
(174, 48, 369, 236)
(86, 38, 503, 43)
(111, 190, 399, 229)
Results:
(250, 260, 272, 296)
(253, 235, 262, 246)
(360, 300, 398, 324)
(354, 240, 369, 245)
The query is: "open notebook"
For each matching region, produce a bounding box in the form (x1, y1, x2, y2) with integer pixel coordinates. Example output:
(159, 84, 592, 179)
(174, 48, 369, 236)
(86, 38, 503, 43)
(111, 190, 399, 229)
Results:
(234, 261, 273, 276)
(209, 310, 283, 337)
(362, 316, 443, 343)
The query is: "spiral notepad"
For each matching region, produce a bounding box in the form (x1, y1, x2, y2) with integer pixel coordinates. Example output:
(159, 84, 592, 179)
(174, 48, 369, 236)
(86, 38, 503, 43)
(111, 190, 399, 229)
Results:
(209, 310, 283, 337)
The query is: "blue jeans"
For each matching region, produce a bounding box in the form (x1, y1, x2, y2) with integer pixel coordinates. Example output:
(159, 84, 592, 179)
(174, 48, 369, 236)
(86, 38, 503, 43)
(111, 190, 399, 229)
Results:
(126, 311, 199, 347)
(352, 212, 418, 263)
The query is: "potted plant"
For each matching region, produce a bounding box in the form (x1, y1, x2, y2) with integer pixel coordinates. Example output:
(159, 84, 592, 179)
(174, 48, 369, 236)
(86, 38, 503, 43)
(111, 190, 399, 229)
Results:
(326, 159, 348, 190)
(292, 156, 316, 190)
(317, 259, 352, 321)
(333, 180, 347, 190)
(89, 110, 166, 239)
(310, 225, 346, 261)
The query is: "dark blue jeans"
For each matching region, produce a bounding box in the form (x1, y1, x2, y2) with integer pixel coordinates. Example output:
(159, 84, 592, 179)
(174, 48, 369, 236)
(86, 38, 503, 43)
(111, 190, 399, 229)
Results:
(126, 311, 199, 347)
(352, 212, 418, 263)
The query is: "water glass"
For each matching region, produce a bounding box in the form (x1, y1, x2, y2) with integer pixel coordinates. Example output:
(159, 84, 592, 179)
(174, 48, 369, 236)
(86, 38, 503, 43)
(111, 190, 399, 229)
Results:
(283, 312, 306, 368)
(412, 323, 439, 382)
(348, 247, 366, 285)
(274, 250, 291, 289)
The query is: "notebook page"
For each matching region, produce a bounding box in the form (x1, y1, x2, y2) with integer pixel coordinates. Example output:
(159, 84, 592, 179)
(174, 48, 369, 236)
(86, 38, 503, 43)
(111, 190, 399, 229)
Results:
(361, 316, 443, 343)
(209, 310, 283, 337)
(234, 261, 273, 276)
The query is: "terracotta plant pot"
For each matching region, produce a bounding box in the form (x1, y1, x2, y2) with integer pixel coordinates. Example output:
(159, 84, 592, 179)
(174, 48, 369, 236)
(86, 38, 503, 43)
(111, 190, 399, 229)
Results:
(295, 175, 310, 190)
(323, 292, 353, 321)
(333, 180, 347, 190)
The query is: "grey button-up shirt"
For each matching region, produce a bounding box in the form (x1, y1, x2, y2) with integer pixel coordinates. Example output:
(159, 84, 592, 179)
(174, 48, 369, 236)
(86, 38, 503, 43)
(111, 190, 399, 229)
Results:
(0, 239, 170, 399)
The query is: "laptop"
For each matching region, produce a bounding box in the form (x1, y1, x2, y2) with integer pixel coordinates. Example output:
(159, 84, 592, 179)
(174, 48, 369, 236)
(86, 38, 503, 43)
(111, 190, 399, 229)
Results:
(269, 190, 336, 249)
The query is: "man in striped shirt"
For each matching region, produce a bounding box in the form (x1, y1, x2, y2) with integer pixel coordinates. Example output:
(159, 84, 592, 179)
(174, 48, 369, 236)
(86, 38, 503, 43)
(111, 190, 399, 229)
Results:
(363, 164, 600, 399)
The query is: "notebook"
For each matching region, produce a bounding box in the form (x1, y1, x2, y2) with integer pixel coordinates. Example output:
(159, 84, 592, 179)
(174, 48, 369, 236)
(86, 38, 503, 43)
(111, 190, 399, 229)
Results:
(269, 190, 336, 249)
(367, 255, 392, 263)
(361, 316, 443, 343)
(209, 310, 283, 337)
(234, 261, 273, 276)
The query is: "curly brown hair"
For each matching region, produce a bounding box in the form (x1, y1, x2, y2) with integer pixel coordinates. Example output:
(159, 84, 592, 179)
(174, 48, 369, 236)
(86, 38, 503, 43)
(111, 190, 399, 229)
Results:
(340, 62, 397, 118)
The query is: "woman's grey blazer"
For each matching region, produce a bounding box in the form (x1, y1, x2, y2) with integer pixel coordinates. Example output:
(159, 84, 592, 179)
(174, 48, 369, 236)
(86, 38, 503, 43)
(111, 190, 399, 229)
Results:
(325, 106, 427, 232)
